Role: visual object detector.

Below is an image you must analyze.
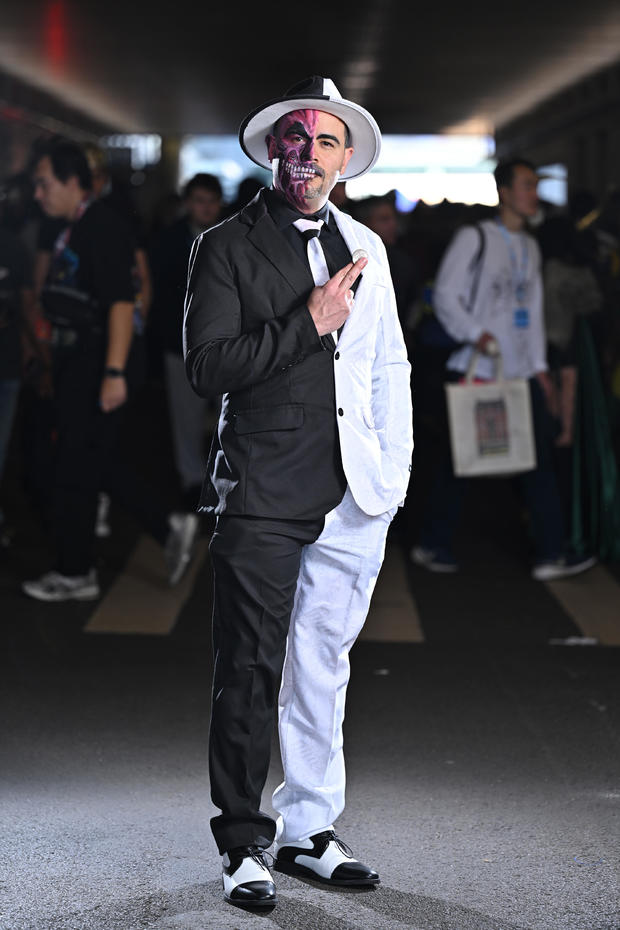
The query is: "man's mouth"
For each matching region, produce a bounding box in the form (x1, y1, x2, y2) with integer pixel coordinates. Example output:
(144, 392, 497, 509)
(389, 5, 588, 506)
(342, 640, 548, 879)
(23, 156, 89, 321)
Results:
(291, 166, 316, 181)
(284, 161, 323, 182)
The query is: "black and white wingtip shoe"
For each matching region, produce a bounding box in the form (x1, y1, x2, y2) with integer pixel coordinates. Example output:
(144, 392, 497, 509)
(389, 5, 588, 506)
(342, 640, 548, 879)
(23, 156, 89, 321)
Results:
(222, 845, 277, 907)
(274, 830, 380, 886)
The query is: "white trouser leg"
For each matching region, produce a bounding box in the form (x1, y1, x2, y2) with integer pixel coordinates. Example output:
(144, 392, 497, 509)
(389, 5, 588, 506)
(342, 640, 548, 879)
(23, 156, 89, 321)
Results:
(164, 352, 209, 492)
(273, 487, 393, 845)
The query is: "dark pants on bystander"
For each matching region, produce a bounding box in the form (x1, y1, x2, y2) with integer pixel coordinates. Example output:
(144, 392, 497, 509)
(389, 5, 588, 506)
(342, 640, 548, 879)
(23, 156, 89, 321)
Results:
(50, 333, 170, 575)
(418, 375, 565, 561)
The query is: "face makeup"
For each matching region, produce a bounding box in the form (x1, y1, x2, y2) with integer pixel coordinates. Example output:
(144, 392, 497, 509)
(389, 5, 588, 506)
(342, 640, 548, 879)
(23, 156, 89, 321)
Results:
(267, 109, 352, 213)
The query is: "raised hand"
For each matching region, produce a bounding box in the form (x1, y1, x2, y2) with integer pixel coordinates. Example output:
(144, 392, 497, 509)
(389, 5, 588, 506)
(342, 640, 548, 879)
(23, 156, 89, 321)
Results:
(307, 256, 367, 337)
(475, 331, 499, 356)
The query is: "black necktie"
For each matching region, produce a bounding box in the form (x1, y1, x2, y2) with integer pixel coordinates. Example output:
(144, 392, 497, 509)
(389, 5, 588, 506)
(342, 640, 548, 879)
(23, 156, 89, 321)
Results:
(293, 218, 338, 344)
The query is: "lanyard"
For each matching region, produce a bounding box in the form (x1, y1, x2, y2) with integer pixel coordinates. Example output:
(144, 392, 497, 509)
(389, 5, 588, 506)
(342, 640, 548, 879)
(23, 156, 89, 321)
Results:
(52, 198, 93, 259)
(496, 219, 529, 304)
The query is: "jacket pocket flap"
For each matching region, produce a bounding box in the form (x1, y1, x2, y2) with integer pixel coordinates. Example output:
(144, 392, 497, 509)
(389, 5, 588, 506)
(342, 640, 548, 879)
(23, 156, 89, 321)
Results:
(233, 405, 304, 435)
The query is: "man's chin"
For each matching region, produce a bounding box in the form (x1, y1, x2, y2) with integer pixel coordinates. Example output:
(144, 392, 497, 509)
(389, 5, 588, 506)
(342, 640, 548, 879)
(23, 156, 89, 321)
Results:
(301, 181, 327, 204)
(299, 196, 328, 214)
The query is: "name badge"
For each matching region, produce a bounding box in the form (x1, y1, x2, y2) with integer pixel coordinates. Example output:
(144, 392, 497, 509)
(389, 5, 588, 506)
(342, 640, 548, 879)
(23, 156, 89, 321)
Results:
(514, 307, 530, 329)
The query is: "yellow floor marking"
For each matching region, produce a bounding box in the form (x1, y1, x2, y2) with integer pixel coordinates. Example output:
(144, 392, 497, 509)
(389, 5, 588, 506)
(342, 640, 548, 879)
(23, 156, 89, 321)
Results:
(545, 565, 620, 645)
(85, 537, 208, 635)
(362, 544, 425, 643)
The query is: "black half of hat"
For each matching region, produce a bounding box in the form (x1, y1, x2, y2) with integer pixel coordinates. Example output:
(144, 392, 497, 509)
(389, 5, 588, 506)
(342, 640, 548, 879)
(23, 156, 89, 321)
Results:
(284, 76, 330, 99)
(238, 76, 382, 180)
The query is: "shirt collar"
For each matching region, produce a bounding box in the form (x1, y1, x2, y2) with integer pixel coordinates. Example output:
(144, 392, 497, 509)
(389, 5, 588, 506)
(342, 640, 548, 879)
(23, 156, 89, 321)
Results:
(264, 188, 330, 230)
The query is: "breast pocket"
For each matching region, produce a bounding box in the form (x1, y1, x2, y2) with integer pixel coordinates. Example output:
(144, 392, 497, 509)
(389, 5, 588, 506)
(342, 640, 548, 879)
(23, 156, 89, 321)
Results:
(233, 404, 304, 434)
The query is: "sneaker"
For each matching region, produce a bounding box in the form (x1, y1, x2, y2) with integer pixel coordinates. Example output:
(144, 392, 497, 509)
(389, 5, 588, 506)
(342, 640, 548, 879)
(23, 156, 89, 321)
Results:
(165, 512, 199, 585)
(410, 545, 459, 573)
(222, 845, 276, 907)
(22, 569, 100, 602)
(95, 493, 111, 538)
(532, 553, 597, 581)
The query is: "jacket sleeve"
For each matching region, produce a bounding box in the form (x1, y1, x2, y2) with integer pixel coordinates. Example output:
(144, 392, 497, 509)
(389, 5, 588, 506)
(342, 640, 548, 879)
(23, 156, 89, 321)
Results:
(370, 241, 414, 491)
(183, 231, 323, 397)
(433, 226, 485, 344)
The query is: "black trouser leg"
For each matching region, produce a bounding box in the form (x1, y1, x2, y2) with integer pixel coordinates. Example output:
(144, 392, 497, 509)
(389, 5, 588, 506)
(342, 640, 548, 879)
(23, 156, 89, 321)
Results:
(100, 333, 170, 544)
(418, 369, 464, 554)
(208, 514, 323, 854)
(51, 343, 103, 576)
(101, 431, 170, 545)
(50, 340, 172, 574)
(515, 379, 565, 560)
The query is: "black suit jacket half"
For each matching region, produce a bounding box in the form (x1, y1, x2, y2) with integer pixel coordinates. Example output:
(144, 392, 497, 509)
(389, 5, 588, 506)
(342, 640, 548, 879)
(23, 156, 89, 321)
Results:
(183, 190, 347, 519)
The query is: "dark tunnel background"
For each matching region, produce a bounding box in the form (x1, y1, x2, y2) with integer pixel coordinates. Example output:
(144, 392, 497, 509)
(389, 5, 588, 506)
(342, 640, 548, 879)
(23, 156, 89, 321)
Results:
(1, 2, 619, 929)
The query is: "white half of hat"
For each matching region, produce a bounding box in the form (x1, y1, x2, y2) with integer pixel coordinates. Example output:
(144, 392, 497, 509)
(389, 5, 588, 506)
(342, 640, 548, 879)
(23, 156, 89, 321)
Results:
(239, 78, 382, 181)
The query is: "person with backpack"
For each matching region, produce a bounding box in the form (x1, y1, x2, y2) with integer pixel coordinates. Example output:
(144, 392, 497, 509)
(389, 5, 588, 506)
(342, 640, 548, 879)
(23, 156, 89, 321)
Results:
(411, 158, 595, 581)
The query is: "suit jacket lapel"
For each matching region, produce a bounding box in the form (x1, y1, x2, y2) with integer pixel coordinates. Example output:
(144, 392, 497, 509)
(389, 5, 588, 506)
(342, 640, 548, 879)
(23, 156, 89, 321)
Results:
(243, 193, 315, 296)
(240, 193, 367, 350)
(330, 205, 371, 345)
(331, 205, 363, 271)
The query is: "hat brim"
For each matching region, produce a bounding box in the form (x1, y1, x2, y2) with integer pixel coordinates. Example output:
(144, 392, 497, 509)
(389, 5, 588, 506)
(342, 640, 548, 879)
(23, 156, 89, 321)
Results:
(239, 95, 381, 181)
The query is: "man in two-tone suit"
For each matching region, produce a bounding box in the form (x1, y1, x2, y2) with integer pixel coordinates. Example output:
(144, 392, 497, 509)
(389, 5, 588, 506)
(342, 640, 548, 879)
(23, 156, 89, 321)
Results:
(184, 76, 413, 908)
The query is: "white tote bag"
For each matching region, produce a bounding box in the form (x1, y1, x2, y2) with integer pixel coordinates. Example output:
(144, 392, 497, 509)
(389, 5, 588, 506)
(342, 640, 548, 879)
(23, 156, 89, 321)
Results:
(445, 352, 536, 477)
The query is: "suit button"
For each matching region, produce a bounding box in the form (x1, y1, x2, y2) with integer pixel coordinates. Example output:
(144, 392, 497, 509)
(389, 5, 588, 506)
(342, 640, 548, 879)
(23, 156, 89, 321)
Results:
(334, 351, 340, 360)
(338, 408, 344, 416)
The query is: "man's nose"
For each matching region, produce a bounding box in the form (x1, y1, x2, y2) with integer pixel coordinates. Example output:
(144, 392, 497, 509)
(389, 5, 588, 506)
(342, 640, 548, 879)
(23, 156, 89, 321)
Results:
(302, 136, 315, 161)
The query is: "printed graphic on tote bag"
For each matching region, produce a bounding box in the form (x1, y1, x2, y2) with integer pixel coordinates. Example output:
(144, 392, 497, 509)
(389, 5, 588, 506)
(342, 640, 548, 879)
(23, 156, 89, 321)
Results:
(475, 399, 509, 456)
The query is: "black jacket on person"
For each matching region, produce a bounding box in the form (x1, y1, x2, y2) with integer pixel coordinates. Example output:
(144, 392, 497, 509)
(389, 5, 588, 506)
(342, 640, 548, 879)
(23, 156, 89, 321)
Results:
(151, 217, 196, 356)
(183, 190, 347, 520)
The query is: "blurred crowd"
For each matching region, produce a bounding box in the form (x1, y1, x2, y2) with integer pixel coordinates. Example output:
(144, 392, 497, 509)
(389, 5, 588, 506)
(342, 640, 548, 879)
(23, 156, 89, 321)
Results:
(1, 137, 619, 600)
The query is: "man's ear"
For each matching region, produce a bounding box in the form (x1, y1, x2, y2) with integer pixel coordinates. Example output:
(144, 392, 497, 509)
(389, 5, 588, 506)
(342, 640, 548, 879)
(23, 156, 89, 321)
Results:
(340, 147, 354, 174)
(266, 134, 277, 161)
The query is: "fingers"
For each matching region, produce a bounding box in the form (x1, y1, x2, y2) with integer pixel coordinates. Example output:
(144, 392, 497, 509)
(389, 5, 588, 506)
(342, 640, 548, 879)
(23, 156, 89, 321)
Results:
(333, 256, 367, 291)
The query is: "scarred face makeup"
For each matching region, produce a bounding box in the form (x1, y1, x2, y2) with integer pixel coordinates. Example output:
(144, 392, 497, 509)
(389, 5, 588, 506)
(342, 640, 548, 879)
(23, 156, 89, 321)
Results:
(266, 109, 353, 213)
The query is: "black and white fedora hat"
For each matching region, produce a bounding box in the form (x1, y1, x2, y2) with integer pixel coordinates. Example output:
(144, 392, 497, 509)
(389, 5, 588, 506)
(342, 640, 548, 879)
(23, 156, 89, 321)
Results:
(239, 76, 381, 181)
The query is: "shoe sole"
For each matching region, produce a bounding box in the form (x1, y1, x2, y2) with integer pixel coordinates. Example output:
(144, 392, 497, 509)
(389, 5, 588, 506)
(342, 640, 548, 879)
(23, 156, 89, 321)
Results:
(224, 893, 277, 908)
(22, 586, 100, 602)
(419, 562, 459, 574)
(410, 554, 459, 573)
(532, 556, 597, 581)
(274, 859, 380, 886)
(409, 546, 459, 575)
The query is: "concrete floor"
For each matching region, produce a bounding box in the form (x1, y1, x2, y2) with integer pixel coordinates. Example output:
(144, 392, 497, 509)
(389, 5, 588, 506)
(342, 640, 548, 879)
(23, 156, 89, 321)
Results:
(1, 385, 619, 930)
(1, 622, 619, 930)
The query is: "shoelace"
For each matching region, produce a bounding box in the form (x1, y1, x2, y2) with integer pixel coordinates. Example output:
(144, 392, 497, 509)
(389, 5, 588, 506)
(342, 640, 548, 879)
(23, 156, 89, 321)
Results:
(245, 845, 274, 868)
(314, 830, 353, 857)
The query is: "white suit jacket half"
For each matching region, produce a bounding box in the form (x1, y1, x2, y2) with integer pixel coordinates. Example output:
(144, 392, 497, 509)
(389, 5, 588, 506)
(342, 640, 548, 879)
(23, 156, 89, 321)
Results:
(327, 204, 413, 516)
